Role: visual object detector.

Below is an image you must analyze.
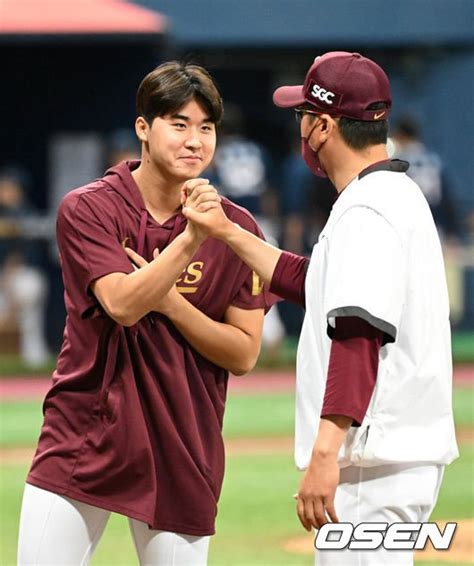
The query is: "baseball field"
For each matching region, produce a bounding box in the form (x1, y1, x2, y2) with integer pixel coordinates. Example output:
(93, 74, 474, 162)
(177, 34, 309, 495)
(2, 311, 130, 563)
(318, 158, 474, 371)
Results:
(0, 367, 473, 566)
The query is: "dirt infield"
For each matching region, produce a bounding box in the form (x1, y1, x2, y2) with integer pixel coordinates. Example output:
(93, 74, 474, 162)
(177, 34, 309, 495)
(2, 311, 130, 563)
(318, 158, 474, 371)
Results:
(0, 447, 35, 465)
(1, 365, 473, 401)
(0, 438, 295, 465)
(283, 519, 474, 563)
(2, 428, 473, 465)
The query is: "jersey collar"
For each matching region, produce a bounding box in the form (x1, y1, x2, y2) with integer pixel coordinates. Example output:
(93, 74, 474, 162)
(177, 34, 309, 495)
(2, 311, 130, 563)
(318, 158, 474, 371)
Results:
(358, 159, 409, 180)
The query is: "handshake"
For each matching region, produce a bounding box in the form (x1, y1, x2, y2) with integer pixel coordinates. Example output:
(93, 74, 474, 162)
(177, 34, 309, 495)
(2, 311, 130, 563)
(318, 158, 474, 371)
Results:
(180, 178, 233, 241)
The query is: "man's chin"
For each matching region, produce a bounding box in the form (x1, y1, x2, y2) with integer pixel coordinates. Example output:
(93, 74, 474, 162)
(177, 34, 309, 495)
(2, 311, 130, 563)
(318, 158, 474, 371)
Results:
(175, 162, 206, 179)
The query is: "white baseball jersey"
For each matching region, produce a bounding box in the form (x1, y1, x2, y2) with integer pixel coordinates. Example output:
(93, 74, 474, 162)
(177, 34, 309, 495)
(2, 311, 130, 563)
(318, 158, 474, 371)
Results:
(295, 160, 459, 470)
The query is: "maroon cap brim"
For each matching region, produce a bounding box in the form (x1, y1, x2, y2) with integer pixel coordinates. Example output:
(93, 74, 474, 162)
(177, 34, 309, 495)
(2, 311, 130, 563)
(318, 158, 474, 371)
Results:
(273, 85, 305, 108)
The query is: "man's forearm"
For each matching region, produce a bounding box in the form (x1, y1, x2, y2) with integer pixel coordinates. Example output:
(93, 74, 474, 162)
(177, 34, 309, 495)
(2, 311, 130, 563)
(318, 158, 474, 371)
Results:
(164, 294, 262, 376)
(312, 415, 352, 458)
(221, 223, 282, 286)
(97, 231, 201, 326)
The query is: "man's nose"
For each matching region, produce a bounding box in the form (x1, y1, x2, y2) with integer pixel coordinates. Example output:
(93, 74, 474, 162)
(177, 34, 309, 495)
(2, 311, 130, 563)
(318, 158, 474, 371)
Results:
(185, 129, 203, 149)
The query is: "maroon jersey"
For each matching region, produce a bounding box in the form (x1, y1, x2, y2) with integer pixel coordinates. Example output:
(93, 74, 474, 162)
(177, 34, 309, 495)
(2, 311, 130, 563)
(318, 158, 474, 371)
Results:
(27, 161, 269, 536)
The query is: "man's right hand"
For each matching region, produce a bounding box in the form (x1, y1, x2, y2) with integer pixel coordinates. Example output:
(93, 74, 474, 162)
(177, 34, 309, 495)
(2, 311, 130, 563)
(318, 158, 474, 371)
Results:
(182, 179, 234, 240)
(182, 178, 284, 287)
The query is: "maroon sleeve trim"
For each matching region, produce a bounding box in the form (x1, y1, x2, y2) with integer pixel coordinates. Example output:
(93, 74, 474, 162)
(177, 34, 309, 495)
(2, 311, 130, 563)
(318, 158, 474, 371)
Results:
(269, 251, 309, 308)
(321, 316, 384, 427)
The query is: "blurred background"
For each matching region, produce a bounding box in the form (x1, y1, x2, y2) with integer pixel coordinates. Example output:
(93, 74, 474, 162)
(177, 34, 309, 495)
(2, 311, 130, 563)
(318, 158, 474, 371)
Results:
(0, 1, 473, 565)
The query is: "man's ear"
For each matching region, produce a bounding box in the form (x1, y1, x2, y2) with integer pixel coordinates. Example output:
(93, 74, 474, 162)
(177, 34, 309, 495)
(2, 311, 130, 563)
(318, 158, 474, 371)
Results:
(135, 116, 149, 143)
(319, 114, 338, 140)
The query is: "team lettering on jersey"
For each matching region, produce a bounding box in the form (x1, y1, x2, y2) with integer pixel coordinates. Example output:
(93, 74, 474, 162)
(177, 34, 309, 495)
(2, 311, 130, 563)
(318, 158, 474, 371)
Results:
(311, 83, 335, 105)
(176, 261, 203, 293)
(175, 263, 263, 296)
(252, 272, 264, 296)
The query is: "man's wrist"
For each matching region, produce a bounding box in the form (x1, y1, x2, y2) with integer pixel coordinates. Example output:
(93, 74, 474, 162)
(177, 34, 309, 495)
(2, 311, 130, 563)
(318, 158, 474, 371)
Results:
(311, 415, 352, 461)
(312, 445, 339, 460)
(156, 289, 186, 320)
(218, 221, 243, 243)
(180, 226, 205, 250)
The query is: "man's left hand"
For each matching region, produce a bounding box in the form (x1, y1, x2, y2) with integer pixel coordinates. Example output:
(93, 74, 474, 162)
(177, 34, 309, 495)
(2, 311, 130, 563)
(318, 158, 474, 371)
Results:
(295, 451, 340, 531)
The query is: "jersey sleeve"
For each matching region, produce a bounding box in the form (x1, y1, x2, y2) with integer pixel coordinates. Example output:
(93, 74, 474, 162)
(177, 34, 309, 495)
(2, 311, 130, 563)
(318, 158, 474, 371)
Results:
(57, 193, 134, 318)
(270, 251, 308, 308)
(324, 206, 405, 342)
(227, 211, 279, 312)
(321, 316, 383, 426)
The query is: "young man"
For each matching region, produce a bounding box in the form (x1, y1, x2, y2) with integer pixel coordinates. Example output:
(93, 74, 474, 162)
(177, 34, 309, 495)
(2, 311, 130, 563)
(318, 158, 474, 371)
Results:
(183, 52, 459, 565)
(18, 62, 270, 565)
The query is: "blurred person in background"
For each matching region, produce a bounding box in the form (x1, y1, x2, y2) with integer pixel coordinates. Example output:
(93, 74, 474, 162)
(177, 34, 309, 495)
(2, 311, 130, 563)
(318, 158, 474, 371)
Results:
(279, 136, 312, 255)
(391, 116, 465, 327)
(0, 167, 50, 367)
(391, 116, 459, 242)
(208, 103, 285, 359)
(105, 127, 141, 167)
(208, 103, 278, 239)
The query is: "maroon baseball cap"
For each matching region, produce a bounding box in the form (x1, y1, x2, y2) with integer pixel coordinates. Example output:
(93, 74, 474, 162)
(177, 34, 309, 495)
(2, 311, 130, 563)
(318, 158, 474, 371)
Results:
(273, 51, 391, 121)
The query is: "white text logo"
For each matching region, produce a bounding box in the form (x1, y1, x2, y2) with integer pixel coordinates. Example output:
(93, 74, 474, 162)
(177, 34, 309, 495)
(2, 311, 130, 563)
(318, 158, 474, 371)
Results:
(315, 522, 457, 551)
(311, 84, 335, 105)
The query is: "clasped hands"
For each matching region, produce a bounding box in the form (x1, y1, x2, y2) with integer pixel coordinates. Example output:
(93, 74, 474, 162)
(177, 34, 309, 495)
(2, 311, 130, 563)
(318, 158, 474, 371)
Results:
(181, 177, 231, 240)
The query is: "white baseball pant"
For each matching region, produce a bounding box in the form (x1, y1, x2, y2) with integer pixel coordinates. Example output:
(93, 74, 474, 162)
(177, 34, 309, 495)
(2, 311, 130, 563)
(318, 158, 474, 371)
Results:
(18, 484, 210, 565)
(316, 463, 444, 566)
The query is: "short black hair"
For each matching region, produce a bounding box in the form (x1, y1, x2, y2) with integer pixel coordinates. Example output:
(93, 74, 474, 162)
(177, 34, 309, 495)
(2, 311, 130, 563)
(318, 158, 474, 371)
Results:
(136, 61, 223, 126)
(337, 102, 389, 150)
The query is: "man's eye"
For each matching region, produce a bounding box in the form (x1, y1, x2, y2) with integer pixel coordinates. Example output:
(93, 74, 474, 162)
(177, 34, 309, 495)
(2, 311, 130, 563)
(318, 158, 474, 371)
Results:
(173, 122, 186, 129)
(202, 125, 213, 132)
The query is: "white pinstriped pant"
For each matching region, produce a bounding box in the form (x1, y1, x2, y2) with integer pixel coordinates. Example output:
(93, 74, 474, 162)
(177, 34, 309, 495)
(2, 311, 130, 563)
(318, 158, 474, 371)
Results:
(18, 484, 210, 565)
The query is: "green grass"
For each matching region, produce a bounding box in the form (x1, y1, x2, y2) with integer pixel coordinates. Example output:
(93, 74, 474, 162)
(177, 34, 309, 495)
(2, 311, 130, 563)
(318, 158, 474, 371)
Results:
(431, 444, 474, 520)
(451, 387, 474, 427)
(0, 465, 28, 564)
(2, 388, 472, 449)
(0, 354, 56, 377)
(223, 393, 295, 438)
(452, 332, 474, 365)
(0, 401, 44, 447)
(210, 454, 312, 566)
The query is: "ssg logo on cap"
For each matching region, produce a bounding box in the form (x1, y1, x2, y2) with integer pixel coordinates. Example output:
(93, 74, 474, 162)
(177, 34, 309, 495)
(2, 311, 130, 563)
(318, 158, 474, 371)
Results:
(311, 84, 335, 105)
